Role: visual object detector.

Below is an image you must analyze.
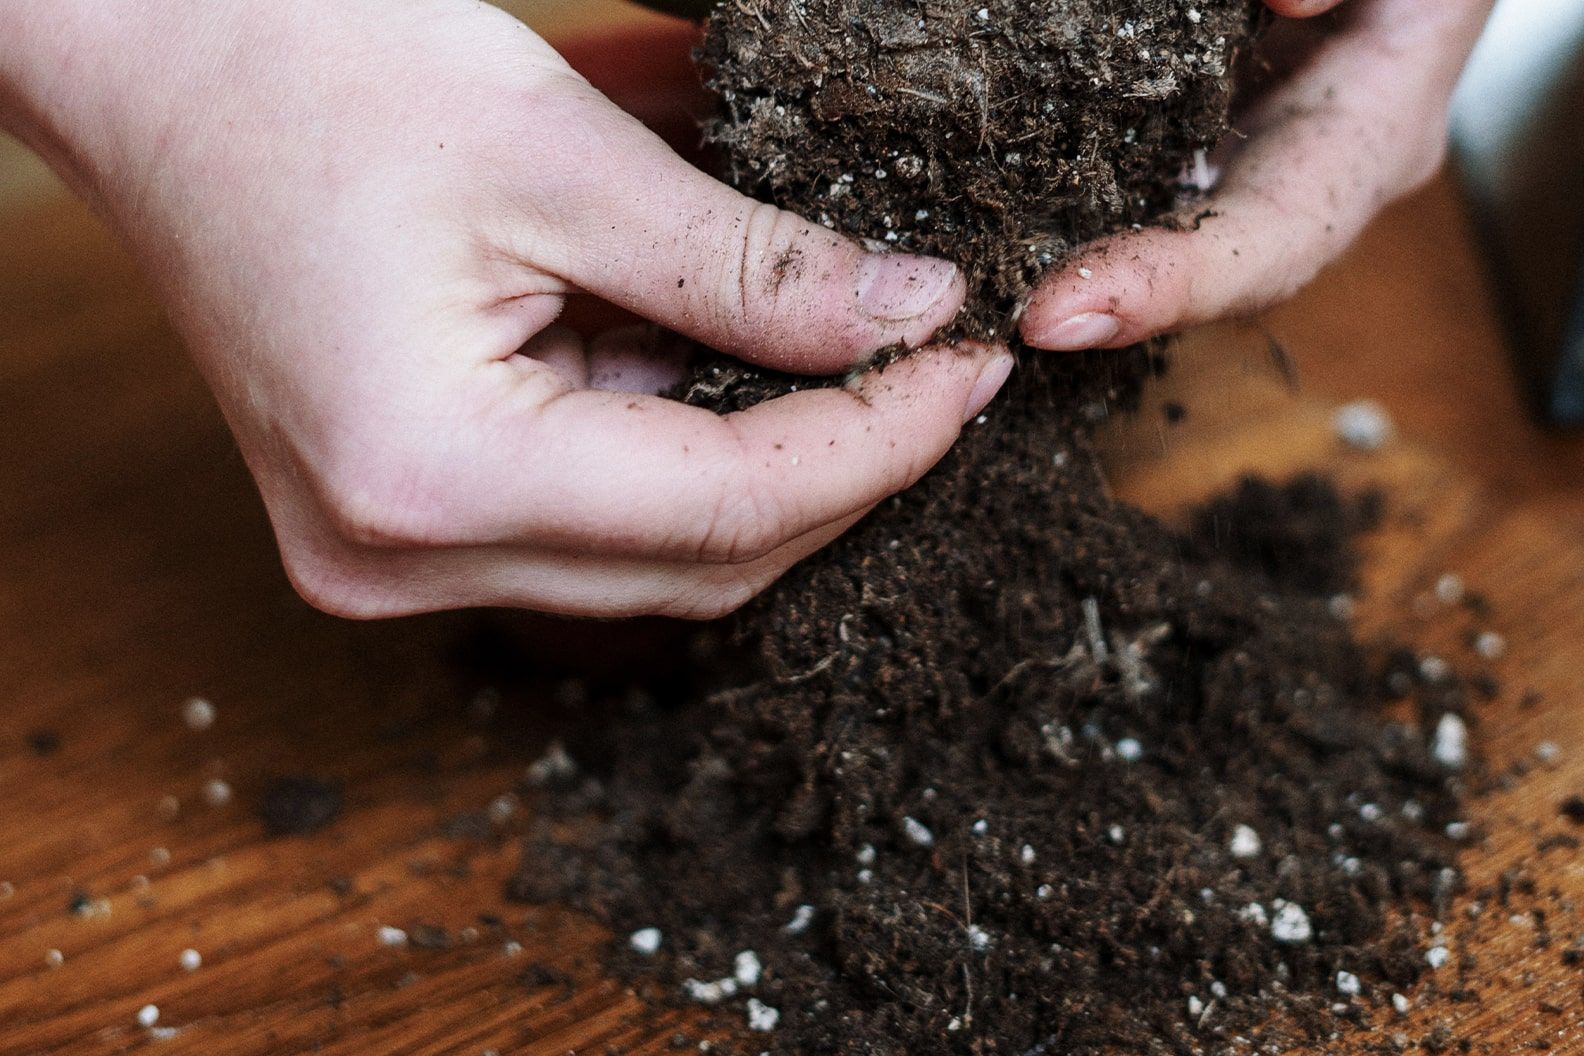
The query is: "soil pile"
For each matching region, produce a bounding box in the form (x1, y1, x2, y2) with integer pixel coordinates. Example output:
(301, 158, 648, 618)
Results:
(509, 2, 1480, 1053)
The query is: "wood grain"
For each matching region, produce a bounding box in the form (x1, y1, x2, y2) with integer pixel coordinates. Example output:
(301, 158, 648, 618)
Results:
(3, 26, 1584, 1055)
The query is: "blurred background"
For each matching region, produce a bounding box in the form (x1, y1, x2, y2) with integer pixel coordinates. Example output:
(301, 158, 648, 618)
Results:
(2, 0, 1582, 420)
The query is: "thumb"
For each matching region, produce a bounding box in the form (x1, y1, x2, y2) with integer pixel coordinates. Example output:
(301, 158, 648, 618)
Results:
(523, 76, 966, 375)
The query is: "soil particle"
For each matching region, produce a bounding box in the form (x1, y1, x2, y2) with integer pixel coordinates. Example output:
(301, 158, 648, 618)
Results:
(259, 775, 345, 836)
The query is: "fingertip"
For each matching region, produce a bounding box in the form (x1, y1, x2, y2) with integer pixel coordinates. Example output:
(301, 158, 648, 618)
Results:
(1264, 0, 1346, 17)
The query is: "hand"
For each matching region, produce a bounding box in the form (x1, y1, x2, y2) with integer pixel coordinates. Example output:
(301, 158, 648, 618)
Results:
(1020, 0, 1494, 351)
(0, 0, 1011, 619)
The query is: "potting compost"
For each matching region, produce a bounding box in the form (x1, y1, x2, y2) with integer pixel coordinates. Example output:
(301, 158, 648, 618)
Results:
(511, 3, 1485, 1053)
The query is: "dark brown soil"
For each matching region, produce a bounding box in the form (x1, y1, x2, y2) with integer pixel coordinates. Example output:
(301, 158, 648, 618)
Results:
(259, 775, 345, 836)
(508, 2, 1483, 1053)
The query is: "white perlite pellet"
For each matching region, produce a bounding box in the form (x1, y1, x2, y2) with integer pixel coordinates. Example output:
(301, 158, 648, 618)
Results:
(1270, 902, 1313, 944)
(855, 844, 877, 866)
(181, 697, 216, 731)
(45, 948, 64, 968)
(903, 816, 935, 847)
(1187, 995, 1204, 1017)
(1432, 713, 1469, 769)
(1435, 574, 1465, 605)
(1115, 737, 1143, 762)
(967, 925, 993, 951)
(1393, 993, 1412, 1014)
(683, 977, 738, 1005)
(137, 1005, 160, 1029)
(201, 778, 232, 807)
(783, 904, 815, 935)
(1334, 400, 1394, 450)
(971, 818, 989, 836)
(734, 950, 762, 988)
(1475, 631, 1507, 660)
(1229, 825, 1262, 860)
(179, 948, 202, 972)
(1020, 844, 1037, 865)
(377, 926, 408, 948)
(746, 998, 781, 1032)
(629, 928, 662, 956)
(1336, 971, 1361, 996)
(1426, 946, 1450, 969)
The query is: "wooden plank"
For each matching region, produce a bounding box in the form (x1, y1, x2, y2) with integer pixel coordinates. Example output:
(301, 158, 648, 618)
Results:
(3, 25, 1584, 1053)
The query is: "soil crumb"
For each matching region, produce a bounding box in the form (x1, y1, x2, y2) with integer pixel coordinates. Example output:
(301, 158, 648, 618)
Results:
(508, 2, 1482, 1053)
(259, 775, 345, 836)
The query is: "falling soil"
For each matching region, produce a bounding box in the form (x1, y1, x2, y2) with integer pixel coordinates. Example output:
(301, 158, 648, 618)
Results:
(510, 1, 1483, 1053)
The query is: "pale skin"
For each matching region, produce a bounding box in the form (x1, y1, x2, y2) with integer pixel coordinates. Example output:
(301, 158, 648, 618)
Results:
(0, 0, 1491, 620)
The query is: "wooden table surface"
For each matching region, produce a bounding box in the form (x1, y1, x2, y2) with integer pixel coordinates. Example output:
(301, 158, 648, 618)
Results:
(5, 22, 1584, 1055)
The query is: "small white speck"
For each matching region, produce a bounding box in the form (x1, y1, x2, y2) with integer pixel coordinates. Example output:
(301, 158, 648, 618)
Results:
(1392, 992, 1411, 1014)
(947, 1017, 963, 1031)
(1187, 995, 1204, 1017)
(971, 819, 989, 836)
(1020, 844, 1036, 865)
(1210, 981, 1228, 999)
(488, 794, 518, 823)
(1431, 713, 1468, 769)
(1115, 737, 1143, 762)
(137, 1004, 160, 1029)
(974, 7, 990, 20)
(1186, 7, 1202, 22)
(746, 998, 780, 1032)
(967, 925, 993, 951)
(734, 950, 762, 987)
(1329, 594, 1355, 621)
(1336, 971, 1361, 996)
(157, 795, 180, 821)
(502, 940, 524, 957)
(179, 948, 201, 972)
(915, 209, 930, 221)
(524, 741, 577, 786)
(783, 904, 815, 935)
(1036, 884, 1054, 900)
(150, 847, 171, 868)
(1239, 903, 1267, 927)
(1078, 267, 1094, 279)
(1537, 741, 1561, 764)
(791, 454, 801, 466)
(377, 926, 408, 948)
(629, 928, 662, 956)
(856, 844, 877, 866)
(1108, 825, 1125, 844)
(1446, 821, 1471, 841)
(1334, 400, 1394, 450)
(1426, 946, 1450, 969)
(1359, 803, 1383, 822)
(1435, 574, 1465, 604)
(904, 816, 935, 847)
(1475, 631, 1506, 660)
(1419, 655, 1451, 682)
(683, 977, 738, 1005)
(857, 869, 874, 884)
(45, 948, 64, 968)
(1229, 825, 1262, 860)
(201, 779, 231, 807)
(0, 881, 12, 899)
(181, 697, 216, 731)
(1270, 902, 1312, 944)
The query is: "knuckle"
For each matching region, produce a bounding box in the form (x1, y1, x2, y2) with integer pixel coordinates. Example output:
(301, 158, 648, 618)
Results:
(711, 203, 815, 343)
(313, 447, 444, 550)
(692, 461, 790, 565)
(279, 547, 396, 621)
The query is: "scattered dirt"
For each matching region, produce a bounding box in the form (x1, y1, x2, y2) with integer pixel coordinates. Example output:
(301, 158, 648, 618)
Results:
(259, 775, 345, 836)
(506, 2, 1490, 1053)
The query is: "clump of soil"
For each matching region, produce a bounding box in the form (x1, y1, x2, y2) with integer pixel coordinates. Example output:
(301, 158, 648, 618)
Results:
(702, 0, 1264, 338)
(508, 1, 1481, 1053)
(259, 775, 345, 836)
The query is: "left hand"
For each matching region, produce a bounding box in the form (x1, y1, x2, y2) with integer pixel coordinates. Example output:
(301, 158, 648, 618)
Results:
(1019, 0, 1495, 352)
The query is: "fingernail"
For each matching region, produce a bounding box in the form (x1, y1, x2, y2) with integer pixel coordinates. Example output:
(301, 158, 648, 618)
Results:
(963, 352, 1015, 423)
(856, 253, 962, 323)
(1029, 312, 1121, 351)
